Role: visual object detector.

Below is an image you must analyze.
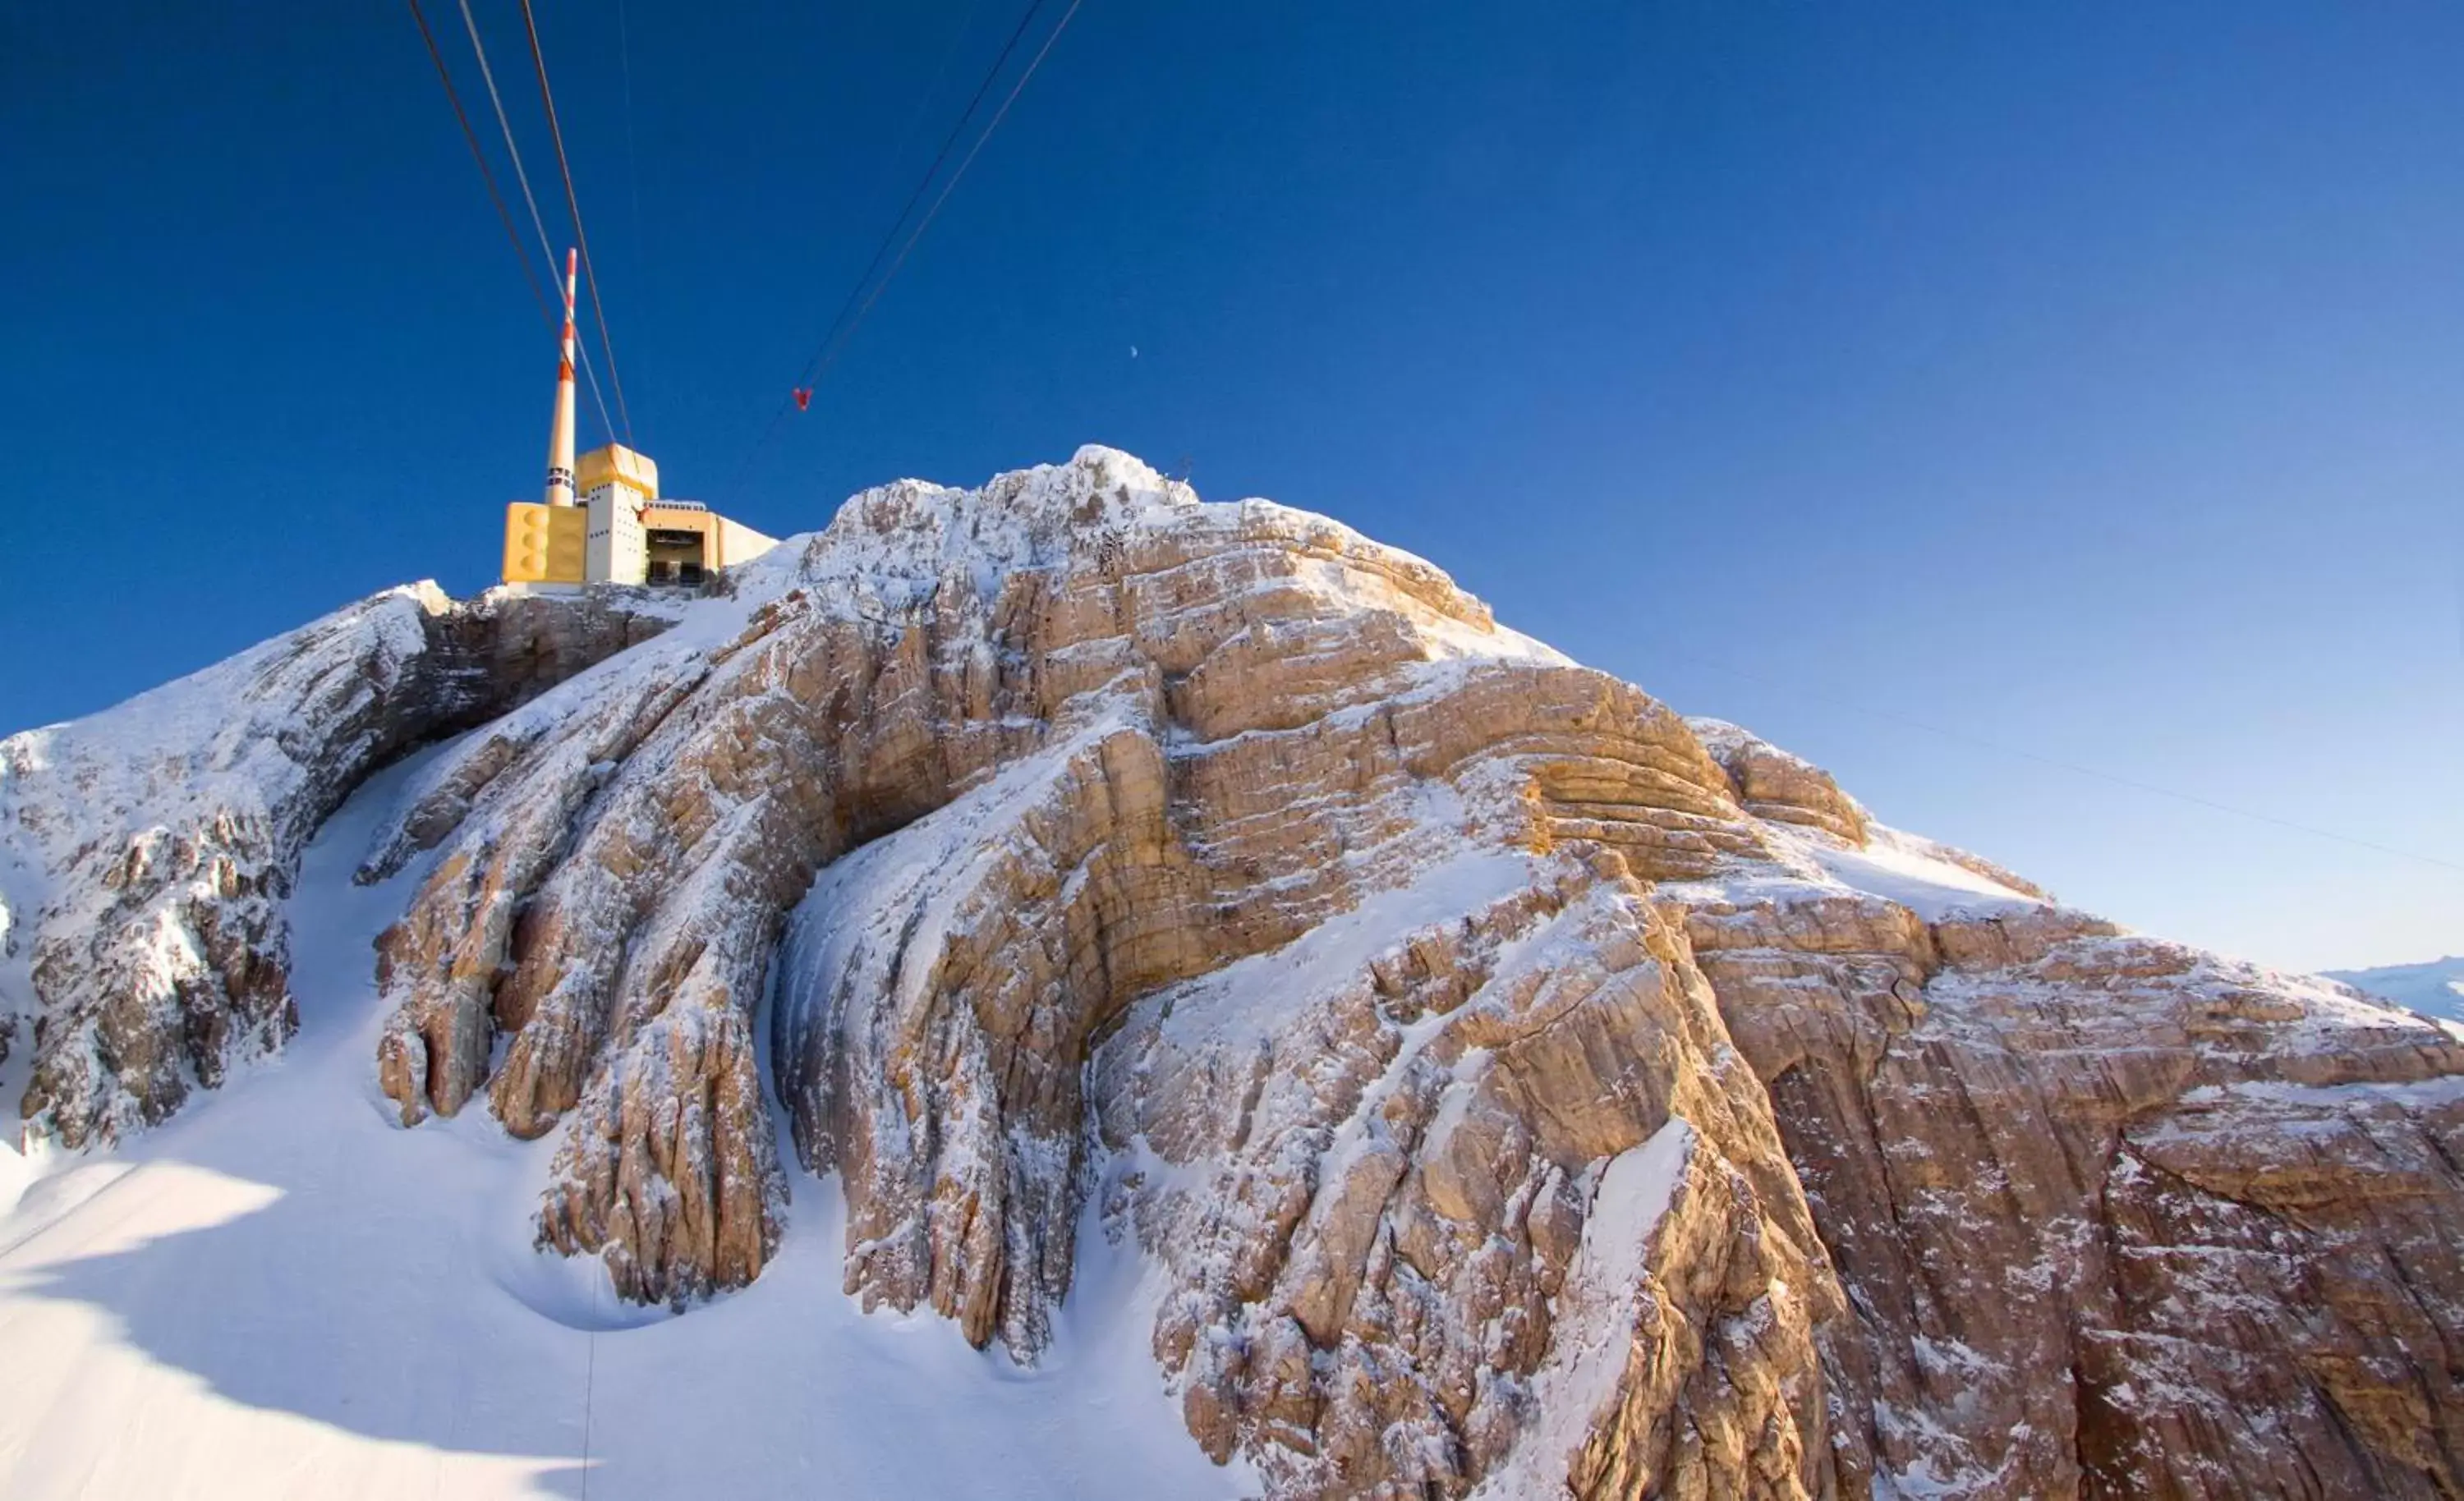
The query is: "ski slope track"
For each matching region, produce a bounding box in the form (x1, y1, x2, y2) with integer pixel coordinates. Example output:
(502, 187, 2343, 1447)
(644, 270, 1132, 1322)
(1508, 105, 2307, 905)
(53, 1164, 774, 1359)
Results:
(2, 447, 2460, 1499)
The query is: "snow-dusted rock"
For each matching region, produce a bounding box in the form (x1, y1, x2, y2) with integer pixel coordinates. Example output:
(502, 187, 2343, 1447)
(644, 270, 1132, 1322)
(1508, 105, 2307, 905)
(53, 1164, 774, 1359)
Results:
(1662, 838, 2464, 1496)
(8, 445, 2462, 1499)
(0, 584, 674, 1146)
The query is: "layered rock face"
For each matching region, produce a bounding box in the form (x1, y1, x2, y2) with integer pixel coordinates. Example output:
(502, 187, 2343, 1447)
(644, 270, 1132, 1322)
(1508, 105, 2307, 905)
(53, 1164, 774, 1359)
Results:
(1674, 859, 2464, 1498)
(7, 446, 2460, 1499)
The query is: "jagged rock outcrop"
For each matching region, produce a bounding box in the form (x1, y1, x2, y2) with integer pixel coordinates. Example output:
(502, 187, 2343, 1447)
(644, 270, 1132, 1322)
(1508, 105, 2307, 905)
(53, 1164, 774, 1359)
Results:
(1093, 848, 1841, 1496)
(1689, 717, 1868, 845)
(0, 585, 677, 1146)
(7, 445, 2461, 1499)
(1673, 860, 2464, 1497)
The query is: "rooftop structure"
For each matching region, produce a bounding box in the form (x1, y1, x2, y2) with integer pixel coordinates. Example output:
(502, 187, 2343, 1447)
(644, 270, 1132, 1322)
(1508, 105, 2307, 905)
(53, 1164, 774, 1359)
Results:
(499, 250, 779, 587)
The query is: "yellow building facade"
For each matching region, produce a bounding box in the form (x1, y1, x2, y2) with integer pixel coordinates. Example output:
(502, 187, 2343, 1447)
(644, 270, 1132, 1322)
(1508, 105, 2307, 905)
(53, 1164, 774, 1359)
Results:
(502, 443, 779, 587)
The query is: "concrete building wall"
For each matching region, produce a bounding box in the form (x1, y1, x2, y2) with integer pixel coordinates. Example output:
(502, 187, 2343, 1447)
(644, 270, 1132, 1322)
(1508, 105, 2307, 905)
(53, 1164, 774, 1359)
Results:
(577, 444, 659, 503)
(503, 452, 775, 586)
(635, 507, 781, 572)
(585, 485, 646, 584)
(714, 515, 780, 569)
(503, 503, 588, 584)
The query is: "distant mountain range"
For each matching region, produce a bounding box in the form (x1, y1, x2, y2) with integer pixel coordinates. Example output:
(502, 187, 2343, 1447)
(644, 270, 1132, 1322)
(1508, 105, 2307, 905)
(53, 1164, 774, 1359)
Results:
(2327, 957, 2464, 1024)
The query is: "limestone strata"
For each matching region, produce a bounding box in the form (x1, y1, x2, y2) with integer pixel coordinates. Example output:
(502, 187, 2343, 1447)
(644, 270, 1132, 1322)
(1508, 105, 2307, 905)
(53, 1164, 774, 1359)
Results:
(1689, 716, 1868, 844)
(1095, 850, 1839, 1497)
(1678, 875, 2464, 1497)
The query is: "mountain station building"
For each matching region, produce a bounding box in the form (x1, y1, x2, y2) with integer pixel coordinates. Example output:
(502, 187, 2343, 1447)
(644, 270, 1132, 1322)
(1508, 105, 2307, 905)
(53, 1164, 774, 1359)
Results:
(500, 251, 779, 588)
(501, 443, 779, 587)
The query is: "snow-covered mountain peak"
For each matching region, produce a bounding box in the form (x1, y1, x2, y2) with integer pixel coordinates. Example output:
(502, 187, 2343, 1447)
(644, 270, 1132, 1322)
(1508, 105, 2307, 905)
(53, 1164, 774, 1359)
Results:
(779, 444, 1200, 609)
(3, 450, 2462, 1500)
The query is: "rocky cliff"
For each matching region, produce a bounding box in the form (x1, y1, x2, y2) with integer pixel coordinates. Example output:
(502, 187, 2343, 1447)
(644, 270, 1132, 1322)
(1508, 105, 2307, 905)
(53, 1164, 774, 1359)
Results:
(4, 447, 2458, 1499)
(0, 584, 680, 1148)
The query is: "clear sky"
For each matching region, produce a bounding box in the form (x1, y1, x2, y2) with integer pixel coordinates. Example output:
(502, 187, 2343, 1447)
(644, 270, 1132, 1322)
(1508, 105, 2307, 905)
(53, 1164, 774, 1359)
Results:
(4, 2, 2457, 971)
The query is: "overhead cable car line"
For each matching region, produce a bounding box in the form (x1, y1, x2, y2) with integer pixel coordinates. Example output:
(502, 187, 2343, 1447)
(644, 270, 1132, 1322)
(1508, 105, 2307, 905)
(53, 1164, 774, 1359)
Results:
(805, 0, 1087, 391)
(453, 0, 618, 444)
(729, 0, 1078, 492)
(885, 0, 993, 172)
(407, 0, 555, 335)
(792, 0, 1052, 392)
(520, 0, 636, 446)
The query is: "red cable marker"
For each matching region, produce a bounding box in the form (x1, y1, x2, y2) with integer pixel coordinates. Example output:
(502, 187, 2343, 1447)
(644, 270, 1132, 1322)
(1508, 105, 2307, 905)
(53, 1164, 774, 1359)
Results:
(793, 388, 812, 412)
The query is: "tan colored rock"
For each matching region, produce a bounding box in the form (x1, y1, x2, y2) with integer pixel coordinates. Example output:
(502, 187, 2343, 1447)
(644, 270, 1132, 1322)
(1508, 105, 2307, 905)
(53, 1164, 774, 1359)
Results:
(1686, 867, 2464, 1497)
(1096, 854, 1842, 1497)
(354, 448, 2464, 1494)
(1689, 717, 1868, 845)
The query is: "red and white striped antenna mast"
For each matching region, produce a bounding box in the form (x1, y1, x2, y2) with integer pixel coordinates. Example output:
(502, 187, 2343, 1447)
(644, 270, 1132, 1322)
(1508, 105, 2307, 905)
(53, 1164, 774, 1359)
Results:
(543, 247, 579, 507)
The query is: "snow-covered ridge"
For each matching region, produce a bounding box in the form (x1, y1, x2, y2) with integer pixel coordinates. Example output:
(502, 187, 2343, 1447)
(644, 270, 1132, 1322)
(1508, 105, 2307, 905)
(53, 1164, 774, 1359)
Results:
(357, 447, 1561, 885)
(756, 444, 1567, 664)
(1, 583, 444, 851)
(0, 585, 450, 1145)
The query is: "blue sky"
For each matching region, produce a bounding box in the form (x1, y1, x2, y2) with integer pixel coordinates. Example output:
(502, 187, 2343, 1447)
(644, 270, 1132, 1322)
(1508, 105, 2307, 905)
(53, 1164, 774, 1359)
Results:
(4, 2, 2457, 971)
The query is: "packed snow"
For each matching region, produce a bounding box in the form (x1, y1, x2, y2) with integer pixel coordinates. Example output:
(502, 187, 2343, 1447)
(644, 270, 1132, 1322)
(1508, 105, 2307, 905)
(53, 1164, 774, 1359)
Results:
(1656, 817, 2048, 924)
(0, 746, 1245, 1500)
(1795, 827, 2044, 922)
(1472, 1119, 1694, 1499)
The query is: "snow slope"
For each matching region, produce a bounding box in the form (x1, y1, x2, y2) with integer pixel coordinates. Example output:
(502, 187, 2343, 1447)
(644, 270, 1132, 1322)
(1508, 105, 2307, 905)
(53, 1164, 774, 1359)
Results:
(0, 745, 1246, 1501)
(2327, 957, 2464, 1024)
